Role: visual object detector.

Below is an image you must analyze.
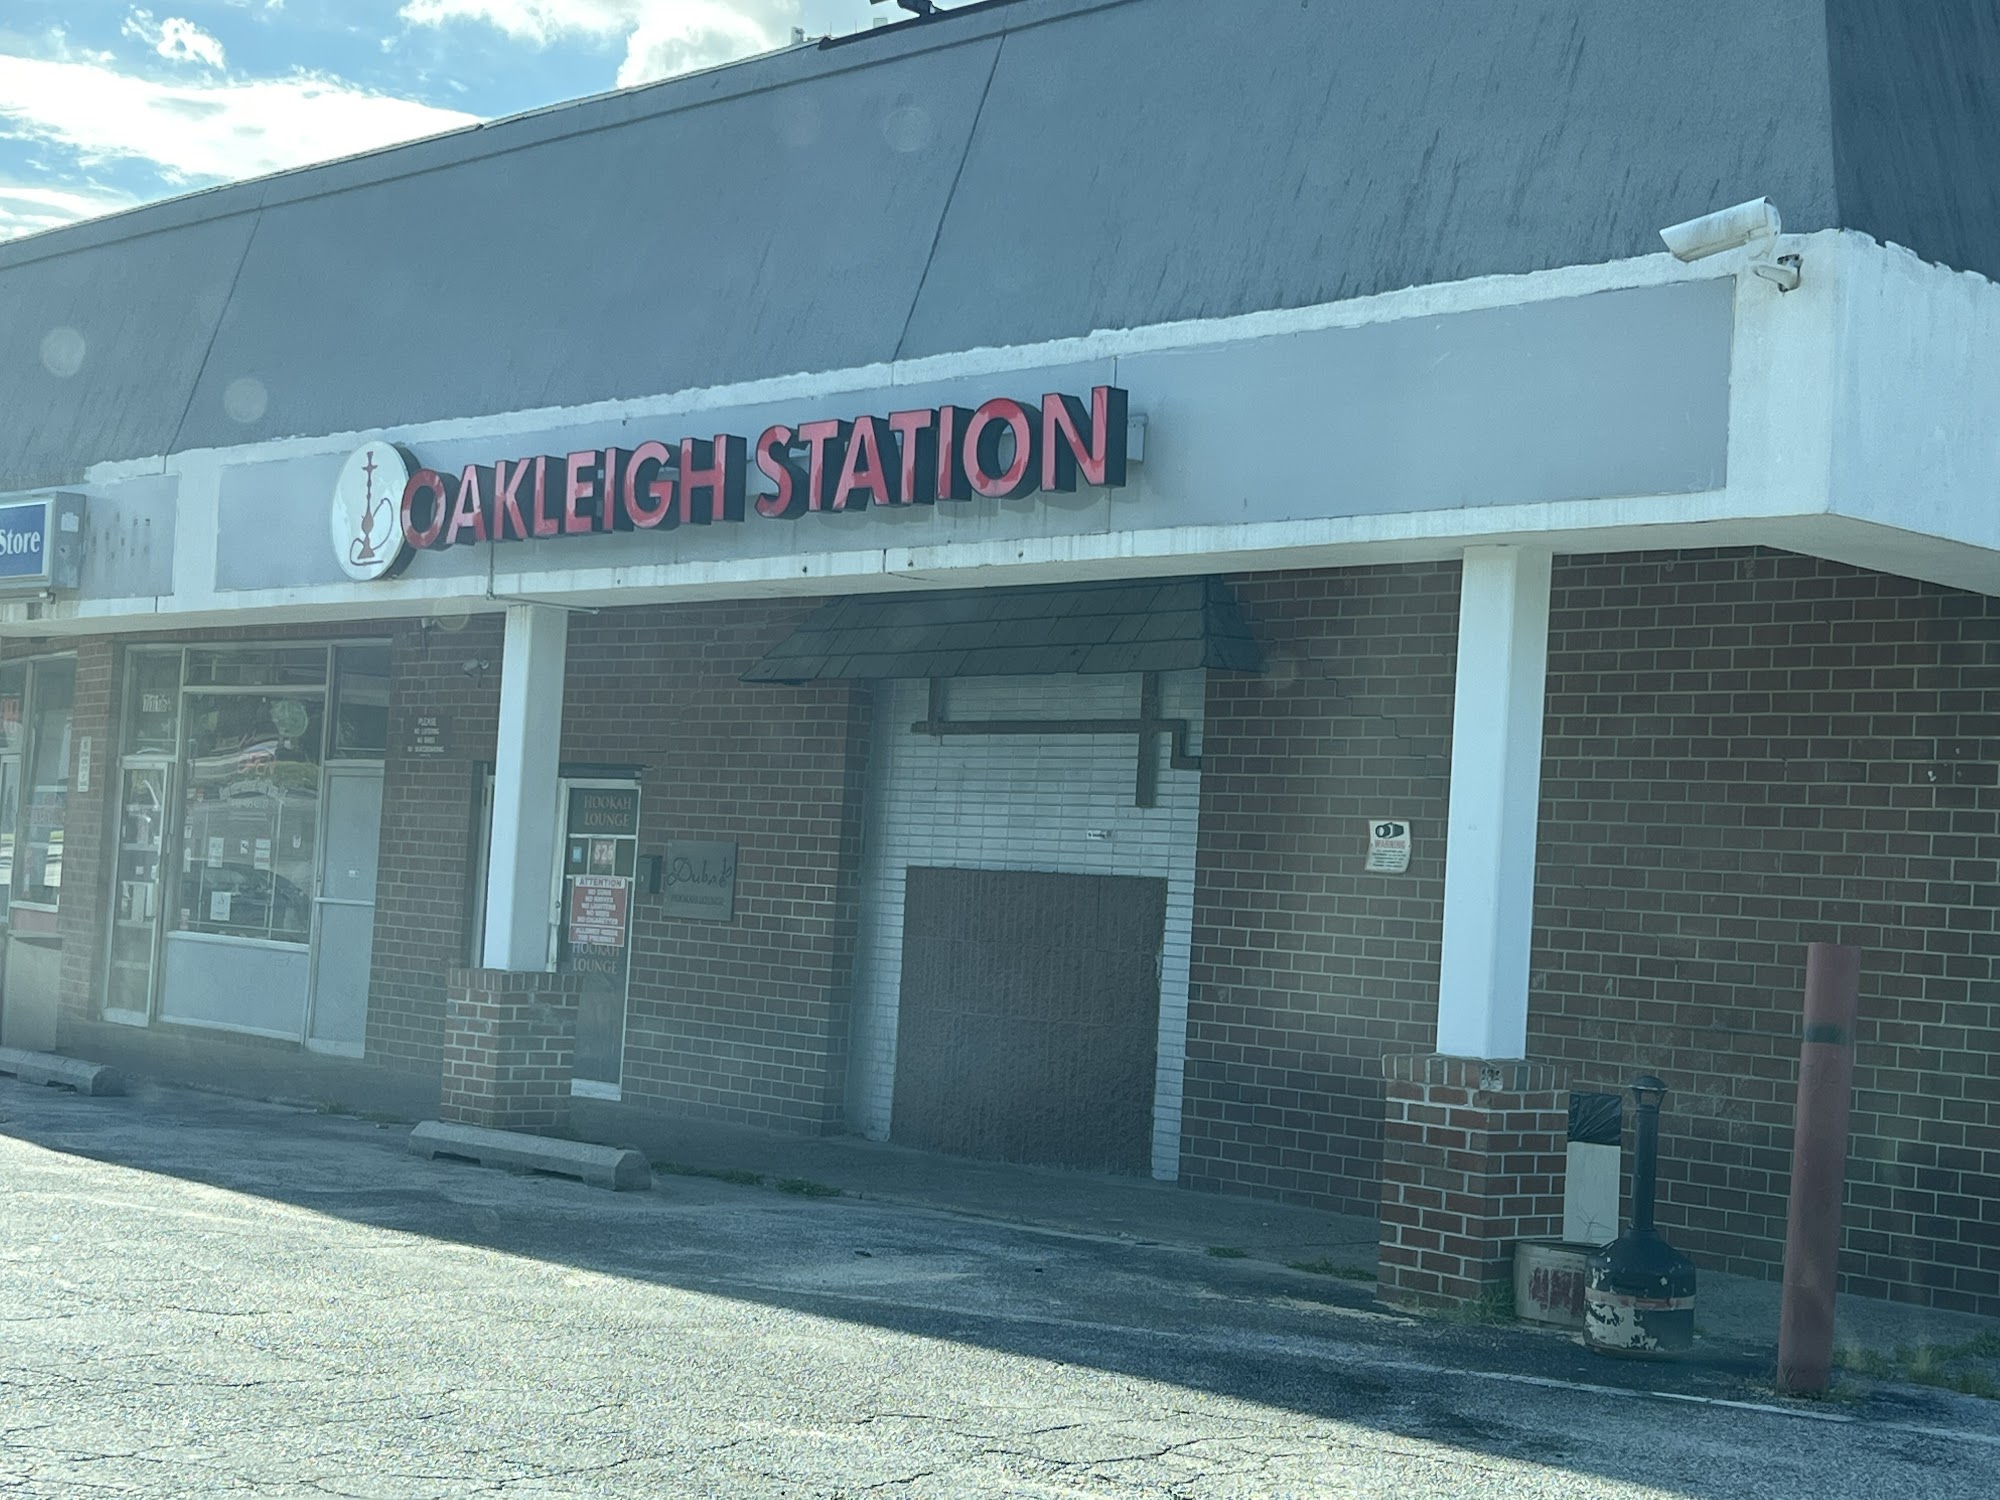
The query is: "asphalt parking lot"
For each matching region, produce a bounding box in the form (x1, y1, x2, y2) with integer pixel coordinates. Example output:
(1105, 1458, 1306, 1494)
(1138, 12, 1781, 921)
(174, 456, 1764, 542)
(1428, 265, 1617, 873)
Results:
(2, 1077, 1996, 1498)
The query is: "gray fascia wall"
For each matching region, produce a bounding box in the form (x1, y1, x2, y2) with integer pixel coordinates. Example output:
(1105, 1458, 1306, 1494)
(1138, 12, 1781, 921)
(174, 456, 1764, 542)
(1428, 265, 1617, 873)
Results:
(0, 0, 1844, 490)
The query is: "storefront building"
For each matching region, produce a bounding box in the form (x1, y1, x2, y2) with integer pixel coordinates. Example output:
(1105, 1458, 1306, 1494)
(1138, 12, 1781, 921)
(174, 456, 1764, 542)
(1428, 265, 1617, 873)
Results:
(2, 0, 1996, 1314)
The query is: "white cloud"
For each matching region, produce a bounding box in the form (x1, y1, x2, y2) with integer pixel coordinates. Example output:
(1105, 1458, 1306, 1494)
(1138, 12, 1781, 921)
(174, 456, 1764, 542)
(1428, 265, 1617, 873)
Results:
(157, 18, 228, 69)
(0, 52, 479, 191)
(121, 10, 229, 70)
(0, 178, 140, 241)
(616, 3, 795, 85)
(398, 0, 801, 85)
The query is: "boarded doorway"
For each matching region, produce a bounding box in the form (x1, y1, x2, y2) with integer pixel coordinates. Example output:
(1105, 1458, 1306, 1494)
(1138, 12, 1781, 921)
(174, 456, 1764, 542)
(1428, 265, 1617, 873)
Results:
(891, 866, 1164, 1173)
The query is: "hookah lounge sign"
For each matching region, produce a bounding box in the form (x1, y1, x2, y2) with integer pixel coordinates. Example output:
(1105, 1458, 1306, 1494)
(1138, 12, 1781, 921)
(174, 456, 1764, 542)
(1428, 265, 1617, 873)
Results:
(329, 387, 1131, 582)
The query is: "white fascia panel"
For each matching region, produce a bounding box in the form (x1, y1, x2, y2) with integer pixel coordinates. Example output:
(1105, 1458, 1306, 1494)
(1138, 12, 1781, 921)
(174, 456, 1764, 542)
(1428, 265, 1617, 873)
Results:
(21, 232, 1986, 632)
(1825, 237, 2000, 580)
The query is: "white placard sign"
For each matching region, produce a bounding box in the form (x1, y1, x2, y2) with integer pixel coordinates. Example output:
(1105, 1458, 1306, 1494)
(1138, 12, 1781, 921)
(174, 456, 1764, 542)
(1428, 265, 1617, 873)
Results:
(1365, 818, 1412, 874)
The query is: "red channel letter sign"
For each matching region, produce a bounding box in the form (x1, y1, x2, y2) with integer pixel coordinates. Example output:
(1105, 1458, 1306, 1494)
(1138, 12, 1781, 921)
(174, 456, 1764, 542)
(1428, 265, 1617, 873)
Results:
(397, 387, 1130, 551)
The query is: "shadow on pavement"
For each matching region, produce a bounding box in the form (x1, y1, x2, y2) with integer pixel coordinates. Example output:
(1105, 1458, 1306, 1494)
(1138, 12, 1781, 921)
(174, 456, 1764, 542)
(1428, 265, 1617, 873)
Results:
(3, 1077, 1995, 1499)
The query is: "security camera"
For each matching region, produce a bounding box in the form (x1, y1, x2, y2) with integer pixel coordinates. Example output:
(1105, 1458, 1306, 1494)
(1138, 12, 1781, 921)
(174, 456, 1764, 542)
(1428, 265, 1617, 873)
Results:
(1660, 197, 1782, 261)
(1659, 197, 1799, 291)
(461, 658, 490, 677)
(1660, 197, 1781, 261)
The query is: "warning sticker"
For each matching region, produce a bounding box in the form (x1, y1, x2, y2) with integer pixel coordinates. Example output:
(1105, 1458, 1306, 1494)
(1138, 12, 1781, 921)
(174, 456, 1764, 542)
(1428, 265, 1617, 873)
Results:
(1365, 818, 1412, 874)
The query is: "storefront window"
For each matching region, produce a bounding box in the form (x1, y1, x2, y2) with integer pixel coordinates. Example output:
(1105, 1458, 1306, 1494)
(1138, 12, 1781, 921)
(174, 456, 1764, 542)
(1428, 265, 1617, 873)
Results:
(184, 648, 326, 688)
(179, 691, 323, 943)
(332, 644, 390, 757)
(16, 659, 74, 909)
(123, 651, 183, 756)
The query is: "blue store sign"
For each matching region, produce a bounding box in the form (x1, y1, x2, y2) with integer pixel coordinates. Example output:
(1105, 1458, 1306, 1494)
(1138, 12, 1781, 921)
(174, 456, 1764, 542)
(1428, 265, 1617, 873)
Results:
(0, 502, 49, 582)
(0, 495, 85, 591)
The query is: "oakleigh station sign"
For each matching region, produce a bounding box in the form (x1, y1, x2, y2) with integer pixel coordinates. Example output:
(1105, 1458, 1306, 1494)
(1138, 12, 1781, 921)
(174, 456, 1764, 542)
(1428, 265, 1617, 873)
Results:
(349, 387, 1130, 577)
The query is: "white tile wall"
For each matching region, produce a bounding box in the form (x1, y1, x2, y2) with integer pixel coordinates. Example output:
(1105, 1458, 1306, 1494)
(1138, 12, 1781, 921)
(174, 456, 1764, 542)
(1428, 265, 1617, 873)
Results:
(846, 671, 1204, 1180)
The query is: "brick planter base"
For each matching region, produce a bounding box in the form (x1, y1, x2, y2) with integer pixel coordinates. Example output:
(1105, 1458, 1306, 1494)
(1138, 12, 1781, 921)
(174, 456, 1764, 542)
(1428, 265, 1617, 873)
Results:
(1378, 1054, 1569, 1307)
(440, 968, 585, 1133)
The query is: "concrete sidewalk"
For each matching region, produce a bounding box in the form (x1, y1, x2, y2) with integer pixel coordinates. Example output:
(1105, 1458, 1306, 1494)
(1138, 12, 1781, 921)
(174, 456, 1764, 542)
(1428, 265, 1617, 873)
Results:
(573, 1098, 1381, 1275)
(573, 1099, 2000, 1387)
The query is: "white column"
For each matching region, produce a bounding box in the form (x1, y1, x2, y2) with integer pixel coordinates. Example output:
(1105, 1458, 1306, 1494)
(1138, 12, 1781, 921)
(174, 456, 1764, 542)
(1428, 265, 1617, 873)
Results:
(1436, 546, 1553, 1059)
(482, 604, 568, 972)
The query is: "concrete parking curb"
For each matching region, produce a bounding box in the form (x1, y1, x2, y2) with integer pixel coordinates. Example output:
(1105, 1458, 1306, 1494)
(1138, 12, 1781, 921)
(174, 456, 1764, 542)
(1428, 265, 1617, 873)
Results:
(408, 1119, 651, 1191)
(0, 1048, 124, 1096)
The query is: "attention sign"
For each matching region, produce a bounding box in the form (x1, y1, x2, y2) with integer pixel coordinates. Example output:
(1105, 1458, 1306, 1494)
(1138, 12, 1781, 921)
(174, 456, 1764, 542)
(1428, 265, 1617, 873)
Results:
(395, 387, 1130, 553)
(567, 874, 630, 950)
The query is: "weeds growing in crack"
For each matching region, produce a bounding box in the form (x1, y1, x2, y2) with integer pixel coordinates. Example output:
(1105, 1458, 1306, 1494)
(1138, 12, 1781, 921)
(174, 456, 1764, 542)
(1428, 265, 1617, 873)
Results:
(1834, 1333, 2000, 1399)
(1285, 1258, 1375, 1282)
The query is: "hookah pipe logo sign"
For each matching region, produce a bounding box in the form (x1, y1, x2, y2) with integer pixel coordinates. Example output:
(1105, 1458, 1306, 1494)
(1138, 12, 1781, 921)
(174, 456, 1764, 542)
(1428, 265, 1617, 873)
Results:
(329, 440, 415, 582)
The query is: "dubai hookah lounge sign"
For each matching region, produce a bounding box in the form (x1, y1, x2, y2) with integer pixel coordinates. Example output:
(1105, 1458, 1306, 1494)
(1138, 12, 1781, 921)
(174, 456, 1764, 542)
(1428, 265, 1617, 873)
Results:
(328, 388, 1130, 578)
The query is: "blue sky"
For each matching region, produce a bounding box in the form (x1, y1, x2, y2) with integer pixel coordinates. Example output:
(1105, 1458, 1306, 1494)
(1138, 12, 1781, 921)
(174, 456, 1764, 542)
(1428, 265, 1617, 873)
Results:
(0, 0, 886, 240)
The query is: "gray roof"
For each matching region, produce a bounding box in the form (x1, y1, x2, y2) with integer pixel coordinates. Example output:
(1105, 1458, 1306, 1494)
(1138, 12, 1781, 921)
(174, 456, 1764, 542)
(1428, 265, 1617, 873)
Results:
(4, 0, 1997, 490)
(743, 575, 1264, 682)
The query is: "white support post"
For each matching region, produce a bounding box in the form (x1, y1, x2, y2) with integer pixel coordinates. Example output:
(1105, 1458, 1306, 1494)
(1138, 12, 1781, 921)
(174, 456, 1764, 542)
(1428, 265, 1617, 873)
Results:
(1436, 546, 1553, 1059)
(482, 604, 568, 972)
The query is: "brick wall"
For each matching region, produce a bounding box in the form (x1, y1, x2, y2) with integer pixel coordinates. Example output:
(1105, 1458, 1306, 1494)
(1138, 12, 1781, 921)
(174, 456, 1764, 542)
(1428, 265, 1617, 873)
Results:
(562, 604, 869, 1132)
(1378, 1054, 1569, 1305)
(1181, 565, 1460, 1216)
(1532, 549, 2000, 1316)
(439, 968, 583, 1133)
(1186, 550, 1998, 1317)
(367, 614, 505, 1073)
(366, 599, 870, 1133)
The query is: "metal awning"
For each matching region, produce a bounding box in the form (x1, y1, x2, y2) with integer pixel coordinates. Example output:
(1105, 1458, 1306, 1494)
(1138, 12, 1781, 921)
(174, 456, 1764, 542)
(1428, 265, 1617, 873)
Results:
(742, 576, 1264, 684)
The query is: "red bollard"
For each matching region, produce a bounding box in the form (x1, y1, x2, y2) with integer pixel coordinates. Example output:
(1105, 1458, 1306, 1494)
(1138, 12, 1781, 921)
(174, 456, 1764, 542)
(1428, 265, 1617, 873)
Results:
(1777, 942, 1862, 1395)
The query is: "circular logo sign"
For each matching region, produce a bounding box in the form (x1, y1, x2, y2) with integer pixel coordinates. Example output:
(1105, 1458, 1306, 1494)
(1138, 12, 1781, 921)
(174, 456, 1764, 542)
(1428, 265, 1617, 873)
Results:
(330, 440, 412, 582)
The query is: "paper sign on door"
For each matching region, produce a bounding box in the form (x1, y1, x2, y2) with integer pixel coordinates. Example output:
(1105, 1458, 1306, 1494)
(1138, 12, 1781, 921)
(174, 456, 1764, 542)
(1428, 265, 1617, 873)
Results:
(567, 874, 630, 949)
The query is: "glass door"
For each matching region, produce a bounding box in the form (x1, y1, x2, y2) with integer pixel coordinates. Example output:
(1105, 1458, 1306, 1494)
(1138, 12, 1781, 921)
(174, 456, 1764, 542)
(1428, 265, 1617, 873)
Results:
(304, 766, 384, 1056)
(559, 780, 639, 1098)
(104, 761, 169, 1022)
(2, 657, 71, 1052)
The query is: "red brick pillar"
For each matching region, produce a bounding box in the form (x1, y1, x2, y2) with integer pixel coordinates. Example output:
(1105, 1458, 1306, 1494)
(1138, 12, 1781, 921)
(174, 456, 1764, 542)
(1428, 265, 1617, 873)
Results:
(1378, 1054, 1569, 1307)
(440, 969, 583, 1133)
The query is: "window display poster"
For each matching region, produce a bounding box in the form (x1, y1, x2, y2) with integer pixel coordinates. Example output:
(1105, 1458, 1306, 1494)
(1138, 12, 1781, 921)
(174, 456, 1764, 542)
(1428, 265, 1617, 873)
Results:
(254, 838, 272, 872)
(210, 890, 232, 922)
(206, 836, 224, 868)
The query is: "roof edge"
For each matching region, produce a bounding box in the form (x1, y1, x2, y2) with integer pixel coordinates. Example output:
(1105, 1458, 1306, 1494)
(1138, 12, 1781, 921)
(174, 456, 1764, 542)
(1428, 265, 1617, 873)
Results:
(0, 0, 1125, 273)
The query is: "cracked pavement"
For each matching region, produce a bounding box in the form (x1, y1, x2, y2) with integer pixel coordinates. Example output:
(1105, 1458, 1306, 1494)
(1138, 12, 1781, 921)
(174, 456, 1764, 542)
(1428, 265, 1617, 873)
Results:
(1, 1079, 1996, 1498)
